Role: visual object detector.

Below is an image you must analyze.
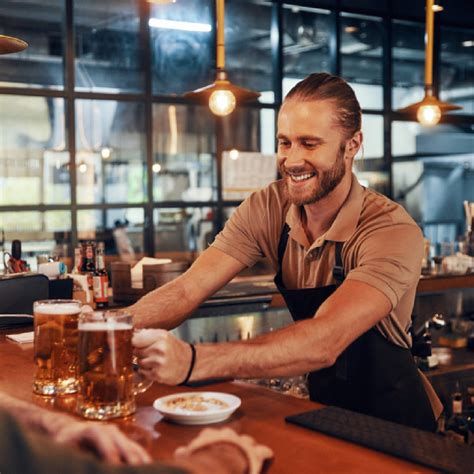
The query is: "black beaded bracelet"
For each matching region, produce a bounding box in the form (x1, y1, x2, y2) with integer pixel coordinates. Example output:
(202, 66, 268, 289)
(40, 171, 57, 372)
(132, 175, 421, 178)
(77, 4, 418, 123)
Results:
(178, 343, 196, 386)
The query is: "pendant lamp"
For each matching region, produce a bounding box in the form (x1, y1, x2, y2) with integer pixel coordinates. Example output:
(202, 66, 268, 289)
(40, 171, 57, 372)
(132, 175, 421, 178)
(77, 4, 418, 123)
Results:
(183, 0, 260, 116)
(0, 34, 28, 55)
(397, 0, 461, 126)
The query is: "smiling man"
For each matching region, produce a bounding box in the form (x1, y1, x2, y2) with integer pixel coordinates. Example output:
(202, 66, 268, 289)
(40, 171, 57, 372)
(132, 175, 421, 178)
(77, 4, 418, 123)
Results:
(130, 73, 442, 432)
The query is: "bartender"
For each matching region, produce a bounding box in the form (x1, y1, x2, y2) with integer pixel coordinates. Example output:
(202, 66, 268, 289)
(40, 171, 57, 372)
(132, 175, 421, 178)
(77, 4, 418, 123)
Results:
(131, 72, 442, 432)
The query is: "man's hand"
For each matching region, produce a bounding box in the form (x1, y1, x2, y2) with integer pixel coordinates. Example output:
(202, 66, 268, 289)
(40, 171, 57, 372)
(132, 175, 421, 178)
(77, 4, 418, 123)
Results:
(175, 427, 273, 474)
(133, 329, 192, 385)
(51, 420, 152, 465)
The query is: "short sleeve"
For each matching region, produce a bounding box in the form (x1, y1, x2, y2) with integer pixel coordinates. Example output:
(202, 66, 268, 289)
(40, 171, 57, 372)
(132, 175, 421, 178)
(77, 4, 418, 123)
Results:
(344, 223, 423, 309)
(211, 192, 267, 267)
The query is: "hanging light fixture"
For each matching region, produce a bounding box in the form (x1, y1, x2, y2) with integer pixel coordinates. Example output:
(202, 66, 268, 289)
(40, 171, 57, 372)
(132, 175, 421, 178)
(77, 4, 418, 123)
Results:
(0, 34, 28, 55)
(183, 0, 260, 116)
(397, 0, 461, 126)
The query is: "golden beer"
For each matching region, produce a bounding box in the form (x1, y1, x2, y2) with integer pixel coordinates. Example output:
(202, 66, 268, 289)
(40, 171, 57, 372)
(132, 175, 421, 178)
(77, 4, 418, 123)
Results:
(77, 312, 136, 420)
(33, 300, 81, 395)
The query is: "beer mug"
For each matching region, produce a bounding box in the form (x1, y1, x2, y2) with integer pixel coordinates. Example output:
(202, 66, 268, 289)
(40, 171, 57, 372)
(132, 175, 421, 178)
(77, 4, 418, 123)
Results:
(77, 310, 151, 420)
(33, 299, 82, 395)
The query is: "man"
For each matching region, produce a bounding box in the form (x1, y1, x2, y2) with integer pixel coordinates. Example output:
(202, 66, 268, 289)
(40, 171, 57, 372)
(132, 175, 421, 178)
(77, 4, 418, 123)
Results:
(131, 72, 442, 432)
(0, 390, 271, 473)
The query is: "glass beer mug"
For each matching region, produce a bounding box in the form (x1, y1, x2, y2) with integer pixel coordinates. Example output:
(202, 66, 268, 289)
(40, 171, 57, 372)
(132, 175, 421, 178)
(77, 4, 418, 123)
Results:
(33, 299, 82, 395)
(77, 310, 152, 420)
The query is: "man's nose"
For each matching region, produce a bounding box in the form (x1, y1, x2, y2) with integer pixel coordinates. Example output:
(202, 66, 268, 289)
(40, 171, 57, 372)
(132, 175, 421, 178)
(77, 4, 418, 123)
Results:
(283, 147, 306, 168)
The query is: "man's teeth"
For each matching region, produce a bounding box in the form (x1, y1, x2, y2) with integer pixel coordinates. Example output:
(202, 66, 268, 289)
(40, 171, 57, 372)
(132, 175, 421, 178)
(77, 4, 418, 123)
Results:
(290, 173, 314, 182)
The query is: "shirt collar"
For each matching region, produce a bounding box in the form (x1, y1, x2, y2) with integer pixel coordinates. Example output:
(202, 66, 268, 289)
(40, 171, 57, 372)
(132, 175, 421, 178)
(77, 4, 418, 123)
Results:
(285, 173, 365, 248)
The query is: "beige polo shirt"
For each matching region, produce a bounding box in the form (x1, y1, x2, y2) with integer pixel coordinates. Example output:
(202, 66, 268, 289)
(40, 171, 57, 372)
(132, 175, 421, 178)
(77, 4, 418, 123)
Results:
(212, 173, 424, 349)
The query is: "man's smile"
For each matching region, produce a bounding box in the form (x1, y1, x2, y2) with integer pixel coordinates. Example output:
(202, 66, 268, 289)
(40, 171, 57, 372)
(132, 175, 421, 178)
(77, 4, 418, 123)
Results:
(288, 172, 316, 183)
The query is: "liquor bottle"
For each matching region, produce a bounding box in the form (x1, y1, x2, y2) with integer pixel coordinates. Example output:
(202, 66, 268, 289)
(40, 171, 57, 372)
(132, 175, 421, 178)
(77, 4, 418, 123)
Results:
(72, 245, 83, 274)
(92, 242, 109, 309)
(445, 381, 468, 443)
(83, 241, 96, 292)
(84, 241, 96, 273)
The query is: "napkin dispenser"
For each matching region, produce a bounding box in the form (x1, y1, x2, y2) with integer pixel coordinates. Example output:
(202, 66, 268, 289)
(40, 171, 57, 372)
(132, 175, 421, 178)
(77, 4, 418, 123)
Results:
(111, 261, 189, 303)
(0, 273, 49, 315)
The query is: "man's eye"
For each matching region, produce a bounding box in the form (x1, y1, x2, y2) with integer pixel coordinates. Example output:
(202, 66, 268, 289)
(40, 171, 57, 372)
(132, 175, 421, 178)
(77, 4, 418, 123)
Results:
(303, 142, 317, 148)
(278, 141, 290, 147)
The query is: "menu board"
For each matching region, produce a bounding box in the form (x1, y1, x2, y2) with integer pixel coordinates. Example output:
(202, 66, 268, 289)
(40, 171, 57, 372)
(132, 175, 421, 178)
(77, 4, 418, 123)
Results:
(222, 151, 277, 201)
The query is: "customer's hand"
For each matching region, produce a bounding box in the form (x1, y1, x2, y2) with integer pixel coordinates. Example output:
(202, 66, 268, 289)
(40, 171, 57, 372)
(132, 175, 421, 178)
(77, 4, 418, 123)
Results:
(175, 427, 273, 474)
(51, 419, 152, 465)
(133, 329, 192, 385)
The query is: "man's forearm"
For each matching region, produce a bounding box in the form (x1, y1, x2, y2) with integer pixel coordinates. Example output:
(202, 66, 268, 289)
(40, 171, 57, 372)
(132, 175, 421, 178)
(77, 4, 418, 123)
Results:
(192, 318, 335, 381)
(191, 280, 392, 381)
(130, 276, 200, 329)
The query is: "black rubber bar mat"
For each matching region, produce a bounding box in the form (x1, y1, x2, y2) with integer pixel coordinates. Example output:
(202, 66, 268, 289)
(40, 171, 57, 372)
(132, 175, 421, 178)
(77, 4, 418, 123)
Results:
(285, 406, 474, 474)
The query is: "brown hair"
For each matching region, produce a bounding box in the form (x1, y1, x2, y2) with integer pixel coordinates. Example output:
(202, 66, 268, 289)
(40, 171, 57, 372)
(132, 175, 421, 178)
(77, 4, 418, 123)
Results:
(285, 72, 361, 139)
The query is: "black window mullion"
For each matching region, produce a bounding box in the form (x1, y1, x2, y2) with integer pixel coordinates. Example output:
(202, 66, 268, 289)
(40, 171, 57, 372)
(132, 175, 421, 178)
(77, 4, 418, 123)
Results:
(65, 0, 77, 256)
(139, 0, 155, 257)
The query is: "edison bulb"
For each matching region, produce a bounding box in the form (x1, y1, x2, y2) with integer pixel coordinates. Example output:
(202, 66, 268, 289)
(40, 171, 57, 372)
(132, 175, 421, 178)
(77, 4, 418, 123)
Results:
(209, 90, 236, 116)
(417, 104, 441, 126)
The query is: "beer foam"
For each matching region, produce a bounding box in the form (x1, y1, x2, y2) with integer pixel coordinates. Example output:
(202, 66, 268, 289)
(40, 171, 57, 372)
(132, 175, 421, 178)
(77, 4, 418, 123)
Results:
(35, 304, 80, 315)
(78, 322, 132, 331)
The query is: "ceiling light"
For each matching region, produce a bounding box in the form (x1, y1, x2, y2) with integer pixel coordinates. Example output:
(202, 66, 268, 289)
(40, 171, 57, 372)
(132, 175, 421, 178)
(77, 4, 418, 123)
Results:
(101, 147, 112, 159)
(229, 149, 239, 160)
(148, 18, 211, 32)
(397, 0, 461, 125)
(183, 0, 260, 116)
(78, 162, 88, 174)
(432, 4, 443, 11)
(152, 163, 162, 173)
(462, 40, 474, 47)
(0, 34, 28, 55)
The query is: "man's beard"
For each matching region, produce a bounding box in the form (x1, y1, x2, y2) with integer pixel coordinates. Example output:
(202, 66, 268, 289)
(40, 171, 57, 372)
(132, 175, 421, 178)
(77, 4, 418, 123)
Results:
(280, 145, 347, 206)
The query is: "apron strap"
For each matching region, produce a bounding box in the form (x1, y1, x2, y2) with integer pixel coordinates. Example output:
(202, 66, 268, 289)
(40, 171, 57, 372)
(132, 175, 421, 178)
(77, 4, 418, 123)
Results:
(333, 242, 345, 283)
(277, 224, 346, 285)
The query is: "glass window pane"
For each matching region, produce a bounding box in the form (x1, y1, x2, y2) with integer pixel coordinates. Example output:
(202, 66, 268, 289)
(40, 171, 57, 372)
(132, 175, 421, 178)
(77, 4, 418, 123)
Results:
(75, 99, 146, 204)
(0, 0, 64, 89)
(341, 0, 388, 12)
(154, 207, 217, 255)
(360, 114, 383, 159)
(440, 26, 474, 115)
(341, 13, 383, 110)
(282, 5, 331, 97)
(222, 107, 275, 154)
(74, 0, 143, 92)
(0, 95, 70, 205)
(392, 124, 474, 242)
(78, 208, 144, 255)
(392, 20, 425, 110)
(392, 121, 474, 158)
(0, 211, 71, 270)
(153, 104, 216, 202)
(226, 0, 275, 104)
(150, 0, 214, 95)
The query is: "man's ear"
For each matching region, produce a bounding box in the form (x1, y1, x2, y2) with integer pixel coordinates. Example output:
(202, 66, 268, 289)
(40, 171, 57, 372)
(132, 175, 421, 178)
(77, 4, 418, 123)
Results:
(345, 130, 363, 160)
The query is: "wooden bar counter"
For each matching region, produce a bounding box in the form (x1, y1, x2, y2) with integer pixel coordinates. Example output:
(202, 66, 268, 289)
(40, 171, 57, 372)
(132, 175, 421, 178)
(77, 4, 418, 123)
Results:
(0, 329, 434, 473)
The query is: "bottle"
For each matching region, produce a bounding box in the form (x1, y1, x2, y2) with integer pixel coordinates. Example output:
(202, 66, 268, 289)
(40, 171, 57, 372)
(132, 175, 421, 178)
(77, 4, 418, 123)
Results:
(83, 241, 96, 294)
(84, 241, 96, 274)
(92, 242, 109, 309)
(72, 245, 83, 274)
(445, 381, 468, 443)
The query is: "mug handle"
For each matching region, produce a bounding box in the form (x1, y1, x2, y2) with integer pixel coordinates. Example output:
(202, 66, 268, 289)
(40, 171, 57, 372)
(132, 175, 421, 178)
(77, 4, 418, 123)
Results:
(132, 356, 153, 394)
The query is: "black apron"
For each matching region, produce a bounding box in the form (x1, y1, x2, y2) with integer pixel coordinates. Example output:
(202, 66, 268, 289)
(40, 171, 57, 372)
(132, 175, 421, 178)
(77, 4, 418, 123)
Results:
(274, 224, 437, 432)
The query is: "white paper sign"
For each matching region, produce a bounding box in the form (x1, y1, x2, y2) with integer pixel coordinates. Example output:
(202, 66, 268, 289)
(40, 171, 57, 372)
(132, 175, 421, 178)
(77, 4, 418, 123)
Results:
(222, 151, 277, 200)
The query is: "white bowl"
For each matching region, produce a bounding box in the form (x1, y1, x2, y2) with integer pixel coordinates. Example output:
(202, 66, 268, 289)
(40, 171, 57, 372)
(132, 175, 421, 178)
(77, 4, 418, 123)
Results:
(153, 391, 241, 425)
